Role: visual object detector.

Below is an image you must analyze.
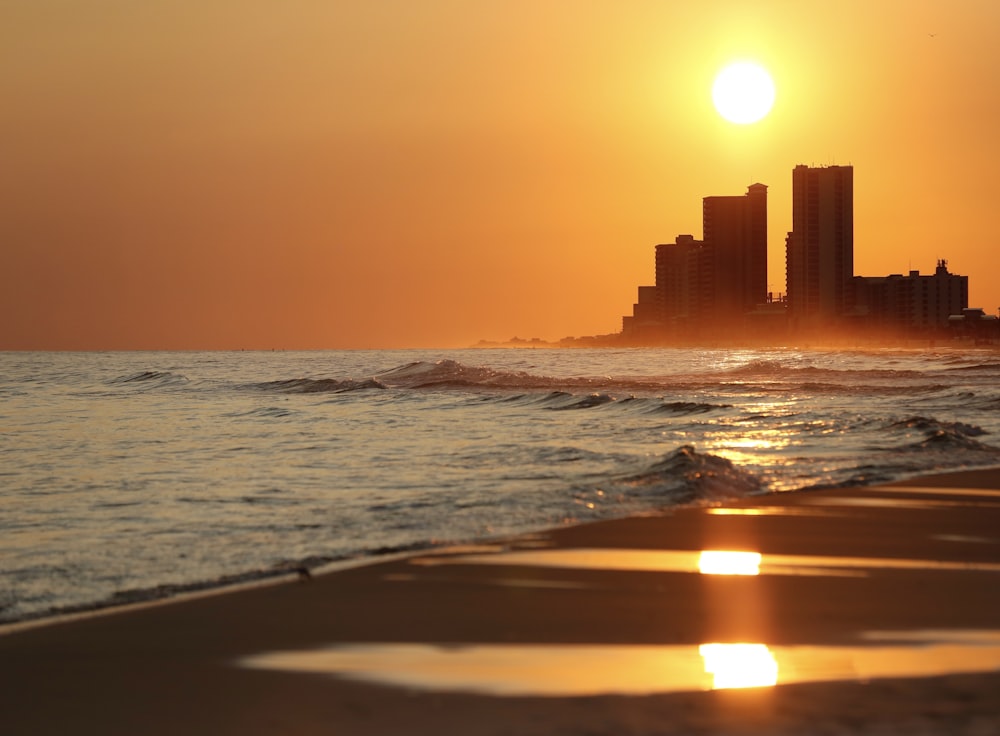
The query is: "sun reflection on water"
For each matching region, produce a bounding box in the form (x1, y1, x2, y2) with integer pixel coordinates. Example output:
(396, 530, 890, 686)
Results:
(702, 419, 800, 476)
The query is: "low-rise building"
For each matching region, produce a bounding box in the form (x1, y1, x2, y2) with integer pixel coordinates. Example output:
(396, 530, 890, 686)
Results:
(853, 260, 968, 332)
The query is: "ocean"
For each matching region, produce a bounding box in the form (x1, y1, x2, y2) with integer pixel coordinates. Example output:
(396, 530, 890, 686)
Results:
(3, 347, 1000, 624)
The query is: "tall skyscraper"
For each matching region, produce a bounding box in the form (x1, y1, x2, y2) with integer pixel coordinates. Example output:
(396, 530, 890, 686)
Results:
(785, 165, 854, 325)
(703, 182, 768, 321)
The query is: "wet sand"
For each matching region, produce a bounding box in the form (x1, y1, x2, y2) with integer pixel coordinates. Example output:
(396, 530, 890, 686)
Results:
(3, 470, 1000, 735)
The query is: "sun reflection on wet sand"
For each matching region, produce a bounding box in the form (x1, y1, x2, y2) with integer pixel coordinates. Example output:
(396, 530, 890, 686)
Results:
(240, 631, 1000, 697)
(698, 550, 761, 576)
(700, 643, 778, 689)
(410, 547, 1000, 576)
(287, 543, 1000, 696)
(706, 506, 842, 517)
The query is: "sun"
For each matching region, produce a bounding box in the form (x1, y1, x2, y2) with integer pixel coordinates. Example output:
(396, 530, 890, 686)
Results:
(712, 62, 775, 125)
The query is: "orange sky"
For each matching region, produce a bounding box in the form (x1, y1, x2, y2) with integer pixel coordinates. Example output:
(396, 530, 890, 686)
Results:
(2, 0, 998, 349)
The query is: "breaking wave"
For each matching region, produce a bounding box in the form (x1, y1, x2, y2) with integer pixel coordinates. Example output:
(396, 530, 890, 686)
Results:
(909, 431, 1000, 454)
(375, 359, 598, 391)
(373, 359, 730, 396)
(869, 415, 1000, 470)
(604, 445, 763, 507)
(366, 358, 971, 400)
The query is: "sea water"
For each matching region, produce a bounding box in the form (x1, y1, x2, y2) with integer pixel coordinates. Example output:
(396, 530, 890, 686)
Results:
(2, 347, 999, 623)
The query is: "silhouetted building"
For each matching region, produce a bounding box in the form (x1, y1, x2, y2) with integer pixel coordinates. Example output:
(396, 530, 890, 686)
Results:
(703, 182, 768, 321)
(656, 234, 706, 322)
(621, 286, 661, 337)
(854, 259, 968, 332)
(622, 184, 768, 339)
(948, 307, 1000, 342)
(619, 163, 976, 345)
(786, 165, 854, 326)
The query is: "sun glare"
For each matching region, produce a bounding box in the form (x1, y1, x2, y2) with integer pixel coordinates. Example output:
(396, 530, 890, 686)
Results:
(712, 62, 775, 124)
(700, 643, 779, 689)
(698, 550, 762, 575)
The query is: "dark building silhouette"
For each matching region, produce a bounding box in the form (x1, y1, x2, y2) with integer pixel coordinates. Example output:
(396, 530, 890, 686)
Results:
(620, 163, 976, 344)
(626, 285, 661, 329)
(854, 259, 968, 332)
(656, 234, 706, 322)
(785, 165, 854, 326)
(622, 184, 768, 339)
(947, 307, 1000, 341)
(703, 182, 768, 321)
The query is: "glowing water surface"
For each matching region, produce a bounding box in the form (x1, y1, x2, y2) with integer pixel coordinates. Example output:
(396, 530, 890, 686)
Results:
(5, 348, 1000, 623)
(240, 630, 1000, 697)
(409, 548, 1000, 576)
(241, 544, 1000, 696)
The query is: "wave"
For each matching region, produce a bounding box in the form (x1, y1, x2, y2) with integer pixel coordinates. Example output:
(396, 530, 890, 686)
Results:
(945, 361, 1000, 373)
(108, 370, 189, 386)
(868, 416, 1000, 472)
(229, 406, 297, 419)
(544, 393, 617, 411)
(794, 415, 1000, 490)
(909, 431, 1000, 453)
(251, 378, 386, 394)
(887, 416, 988, 438)
(723, 360, 922, 381)
(489, 391, 732, 415)
(373, 360, 718, 398)
(376, 359, 581, 391)
(795, 382, 948, 396)
(376, 359, 509, 388)
(374, 359, 683, 395)
(638, 399, 733, 415)
(370, 358, 954, 401)
(604, 445, 762, 507)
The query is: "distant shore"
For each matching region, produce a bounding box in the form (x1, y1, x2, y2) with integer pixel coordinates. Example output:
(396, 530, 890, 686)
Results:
(475, 334, 1000, 350)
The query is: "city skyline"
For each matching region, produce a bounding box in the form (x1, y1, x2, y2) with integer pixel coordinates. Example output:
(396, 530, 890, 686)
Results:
(2, 1, 999, 349)
(623, 163, 983, 344)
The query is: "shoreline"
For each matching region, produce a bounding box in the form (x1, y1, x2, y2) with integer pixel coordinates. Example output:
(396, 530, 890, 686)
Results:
(3, 465, 1000, 734)
(4, 463, 999, 636)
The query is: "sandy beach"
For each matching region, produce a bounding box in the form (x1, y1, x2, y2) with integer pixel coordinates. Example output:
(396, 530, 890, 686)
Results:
(3, 469, 1000, 735)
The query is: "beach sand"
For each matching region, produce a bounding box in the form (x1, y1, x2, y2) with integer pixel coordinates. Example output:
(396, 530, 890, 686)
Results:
(3, 470, 1000, 735)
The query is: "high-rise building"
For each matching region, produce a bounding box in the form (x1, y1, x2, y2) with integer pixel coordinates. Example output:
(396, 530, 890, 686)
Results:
(703, 182, 768, 320)
(785, 165, 854, 325)
(621, 183, 769, 339)
(655, 234, 704, 321)
(620, 163, 976, 344)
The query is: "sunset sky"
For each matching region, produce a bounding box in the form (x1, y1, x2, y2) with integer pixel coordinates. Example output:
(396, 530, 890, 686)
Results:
(3, 0, 998, 349)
